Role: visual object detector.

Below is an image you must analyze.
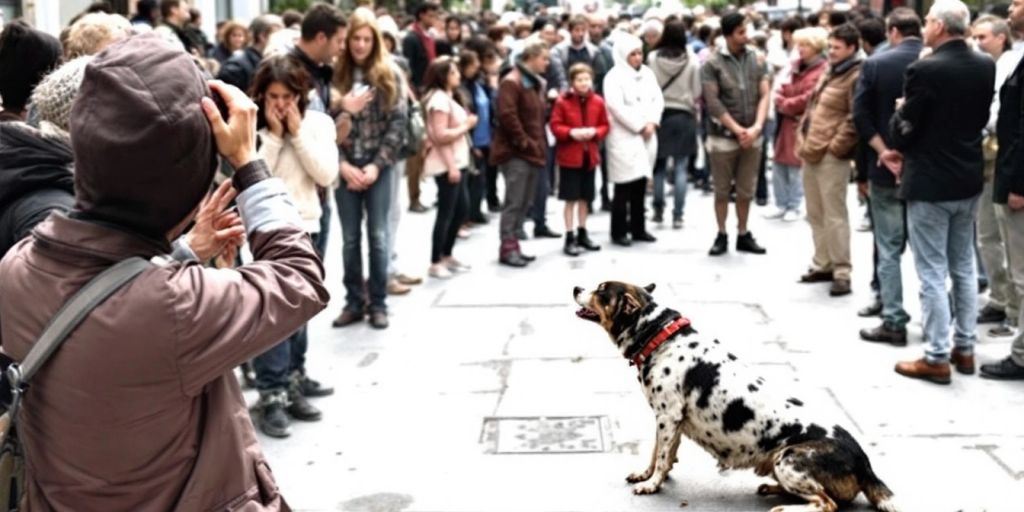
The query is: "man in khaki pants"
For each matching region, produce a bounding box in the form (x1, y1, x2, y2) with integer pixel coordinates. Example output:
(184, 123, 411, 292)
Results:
(796, 23, 863, 297)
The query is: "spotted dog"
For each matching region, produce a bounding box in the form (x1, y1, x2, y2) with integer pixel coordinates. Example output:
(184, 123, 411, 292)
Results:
(572, 281, 898, 512)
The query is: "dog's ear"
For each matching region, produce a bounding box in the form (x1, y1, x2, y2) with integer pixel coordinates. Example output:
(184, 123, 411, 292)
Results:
(622, 292, 641, 315)
(644, 283, 656, 293)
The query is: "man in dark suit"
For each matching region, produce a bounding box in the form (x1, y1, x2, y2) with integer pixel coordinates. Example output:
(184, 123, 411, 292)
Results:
(854, 8, 922, 346)
(888, 0, 995, 385)
(981, 0, 1024, 380)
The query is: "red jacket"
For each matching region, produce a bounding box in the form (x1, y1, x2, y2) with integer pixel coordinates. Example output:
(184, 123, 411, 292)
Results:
(774, 57, 827, 167)
(550, 89, 610, 169)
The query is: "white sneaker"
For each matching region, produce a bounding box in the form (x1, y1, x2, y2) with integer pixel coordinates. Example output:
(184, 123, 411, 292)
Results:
(782, 210, 801, 222)
(445, 259, 472, 273)
(429, 264, 453, 279)
(763, 208, 786, 220)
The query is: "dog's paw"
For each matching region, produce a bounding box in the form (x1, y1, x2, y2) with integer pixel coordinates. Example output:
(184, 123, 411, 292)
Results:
(625, 471, 651, 483)
(632, 482, 661, 495)
(757, 483, 784, 496)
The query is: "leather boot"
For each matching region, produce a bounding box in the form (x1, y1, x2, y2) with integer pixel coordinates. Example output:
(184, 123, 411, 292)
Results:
(894, 358, 951, 385)
(576, 228, 601, 251)
(563, 232, 581, 256)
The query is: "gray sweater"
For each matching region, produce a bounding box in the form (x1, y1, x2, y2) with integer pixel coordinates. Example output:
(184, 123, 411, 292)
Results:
(647, 48, 702, 114)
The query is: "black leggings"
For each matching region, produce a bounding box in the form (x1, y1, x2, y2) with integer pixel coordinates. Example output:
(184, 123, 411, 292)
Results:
(432, 170, 469, 263)
(611, 177, 648, 239)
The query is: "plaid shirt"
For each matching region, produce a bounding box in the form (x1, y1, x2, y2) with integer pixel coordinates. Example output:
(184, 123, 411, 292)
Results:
(339, 67, 408, 170)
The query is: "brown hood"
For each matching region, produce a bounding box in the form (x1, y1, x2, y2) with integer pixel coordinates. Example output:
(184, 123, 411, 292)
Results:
(70, 33, 216, 238)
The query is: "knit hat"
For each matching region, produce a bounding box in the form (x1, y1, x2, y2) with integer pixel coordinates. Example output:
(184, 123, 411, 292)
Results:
(31, 56, 93, 135)
(71, 33, 217, 238)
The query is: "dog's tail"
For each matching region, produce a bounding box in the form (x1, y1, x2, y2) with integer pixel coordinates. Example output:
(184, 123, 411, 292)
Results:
(862, 475, 898, 512)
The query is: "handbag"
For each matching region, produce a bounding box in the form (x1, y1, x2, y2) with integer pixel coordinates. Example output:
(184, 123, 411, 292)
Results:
(399, 95, 426, 159)
(0, 257, 150, 511)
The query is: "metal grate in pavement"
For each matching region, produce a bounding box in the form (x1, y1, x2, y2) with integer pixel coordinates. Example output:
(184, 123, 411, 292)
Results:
(482, 416, 608, 454)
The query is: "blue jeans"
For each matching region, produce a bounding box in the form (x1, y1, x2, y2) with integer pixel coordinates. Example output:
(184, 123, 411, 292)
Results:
(653, 156, 689, 219)
(254, 325, 308, 392)
(869, 183, 910, 328)
(335, 165, 393, 314)
(772, 163, 803, 211)
(907, 196, 979, 362)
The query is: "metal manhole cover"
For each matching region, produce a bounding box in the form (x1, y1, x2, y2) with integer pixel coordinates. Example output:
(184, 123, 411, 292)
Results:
(482, 416, 608, 454)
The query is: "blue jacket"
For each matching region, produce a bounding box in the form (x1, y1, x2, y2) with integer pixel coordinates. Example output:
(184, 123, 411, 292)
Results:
(852, 37, 922, 187)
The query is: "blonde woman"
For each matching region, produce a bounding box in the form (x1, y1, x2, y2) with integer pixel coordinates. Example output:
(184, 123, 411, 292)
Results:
(330, 10, 408, 330)
(213, 20, 248, 64)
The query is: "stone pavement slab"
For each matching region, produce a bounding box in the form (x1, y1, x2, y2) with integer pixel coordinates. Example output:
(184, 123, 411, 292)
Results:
(250, 182, 1024, 512)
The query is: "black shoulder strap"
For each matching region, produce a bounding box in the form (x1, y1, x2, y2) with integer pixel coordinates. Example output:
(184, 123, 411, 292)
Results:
(13, 257, 151, 387)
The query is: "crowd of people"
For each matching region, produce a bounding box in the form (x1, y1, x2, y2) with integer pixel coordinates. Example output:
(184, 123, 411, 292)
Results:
(2, 0, 1024, 506)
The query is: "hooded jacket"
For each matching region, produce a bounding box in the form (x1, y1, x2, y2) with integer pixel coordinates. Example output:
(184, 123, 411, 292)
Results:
(0, 34, 329, 511)
(602, 33, 663, 184)
(0, 122, 74, 256)
(646, 47, 701, 114)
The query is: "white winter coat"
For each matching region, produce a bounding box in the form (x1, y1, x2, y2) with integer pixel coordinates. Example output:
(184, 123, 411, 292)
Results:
(602, 33, 664, 184)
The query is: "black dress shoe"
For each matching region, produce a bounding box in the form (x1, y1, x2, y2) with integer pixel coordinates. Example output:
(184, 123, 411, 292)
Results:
(632, 232, 657, 242)
(858, 300, 882, 317)
(977, 304, 1007, 324)
(500, 252, 530, 267)
(292, 371, 334, 397)
(611, 236, 632, 247)
(829, 279, 852, 297)
(859, 323, 908, 346)
(799, 269, 834, 283)
(534, 225, 562, 238)
(736, 232, 766, 254)
(980, 357, 1024, 380)
(708, 233, 728, 256)
(576, 228, 601, 251)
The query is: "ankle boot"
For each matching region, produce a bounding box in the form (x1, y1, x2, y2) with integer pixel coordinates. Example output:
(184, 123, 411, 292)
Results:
(564, 232, 582, 256)
(576, 227, 601, 251)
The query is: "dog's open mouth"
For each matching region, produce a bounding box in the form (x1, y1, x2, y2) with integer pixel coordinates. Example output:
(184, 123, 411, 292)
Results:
(575, 307, 600, 322)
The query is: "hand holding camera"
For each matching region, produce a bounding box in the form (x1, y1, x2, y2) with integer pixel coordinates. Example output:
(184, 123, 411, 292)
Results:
(202, 80, 258, 169)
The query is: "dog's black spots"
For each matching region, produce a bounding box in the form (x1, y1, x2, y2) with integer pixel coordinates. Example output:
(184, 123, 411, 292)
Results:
(683, 361, 721, 409)
(688, 342, 699, 349)
(675, 384, 681, 392)
(713, 339, 720, 344)
(764, 419, 774, 431)
(727, 353, 737, 361)
(711, 414, 718, 421)
(663, 367, 671, 376)
(705, 431, 712, 437)
(655, 385, 663, 393)
(787, 398, 804, 407)
(757, 422, 804, 452)
(748, 384, 759, 392)
(722, 398, 756, 433)
(660, 403, 666, 410)
(644, 378, 652, 387)
(756, 377, 765, 385)
(718, 448, 732, 459)
(659, 423, 665, 430)
(803, 424, 827, 440)
(678, 356, 685, 361)
(703, 348, 709, 355)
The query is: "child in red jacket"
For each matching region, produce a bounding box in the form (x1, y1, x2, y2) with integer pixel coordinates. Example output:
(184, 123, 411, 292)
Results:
(550, 63, 610, 256)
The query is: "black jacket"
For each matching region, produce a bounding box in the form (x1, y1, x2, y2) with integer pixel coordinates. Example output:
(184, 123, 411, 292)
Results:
(995, 54, 1024, 203)
(0, 123, 75, 256)
(852, 38, 922, 187)
(289, 46, 333, 113)
(889, 39, 994, 202)
(216, 46, 262, 95)
(401, 29, 432, 92)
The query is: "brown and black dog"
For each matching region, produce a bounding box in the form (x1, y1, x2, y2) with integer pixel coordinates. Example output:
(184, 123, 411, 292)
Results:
(573, 281, 899, 512)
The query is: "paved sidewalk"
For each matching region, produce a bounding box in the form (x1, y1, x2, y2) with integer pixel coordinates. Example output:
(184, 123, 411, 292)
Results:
(250, 180, 1024, 512)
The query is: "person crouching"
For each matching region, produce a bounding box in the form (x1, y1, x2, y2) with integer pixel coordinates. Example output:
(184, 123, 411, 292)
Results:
(550, 63, 609, 255)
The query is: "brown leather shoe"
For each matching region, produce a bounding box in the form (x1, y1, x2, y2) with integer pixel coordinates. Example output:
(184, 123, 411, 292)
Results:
(895, 358, 951, 385)
(387, 279, 411, 296)
(829, 279, 852, 297)
(332, 309, 364, 328)
(394, 273, 423, 286)
(950, 349, 975, 375)
(369, 311, 389, 330)
(799, 269, 834, 283)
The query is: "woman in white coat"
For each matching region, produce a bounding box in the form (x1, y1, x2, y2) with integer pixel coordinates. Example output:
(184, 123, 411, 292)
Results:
(603, 32, 664, 246)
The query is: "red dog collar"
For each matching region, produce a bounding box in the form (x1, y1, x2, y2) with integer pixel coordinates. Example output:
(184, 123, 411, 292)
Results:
(631, 317, 691, 368)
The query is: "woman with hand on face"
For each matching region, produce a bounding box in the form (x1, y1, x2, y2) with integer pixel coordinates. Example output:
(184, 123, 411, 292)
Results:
(421, 56, 478, 279)
(330, 9, 408, 330)
(250, 54, 339, 438)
